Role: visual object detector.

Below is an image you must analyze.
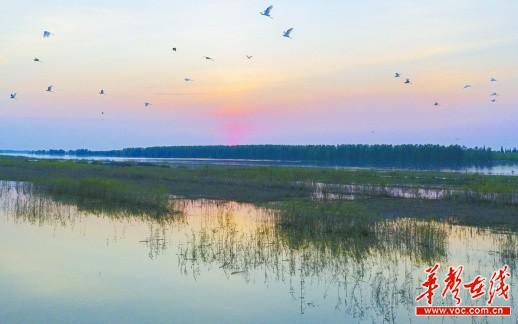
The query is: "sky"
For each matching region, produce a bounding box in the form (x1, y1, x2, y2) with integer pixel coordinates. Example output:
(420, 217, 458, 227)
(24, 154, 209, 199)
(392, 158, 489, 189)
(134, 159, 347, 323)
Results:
(0, 0, 517, 150)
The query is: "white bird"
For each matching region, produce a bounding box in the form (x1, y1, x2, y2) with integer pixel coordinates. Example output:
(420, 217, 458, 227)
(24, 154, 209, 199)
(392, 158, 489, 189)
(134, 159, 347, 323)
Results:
(99, 89, 105, 95)
(404, 78, 411, 84)
(394, 72, 400, 78)
(10, 92, 16, 99)
(490, 77, 497, 82)
(184, 78, 193, 82)
(463, 85, 471, 89)
(246, 55, 253, 60)
(283, 28, 294, 38)
(46, 85, 54, 92)
(260, 5, 273, 18)
(43, 31, 52, 38)
(144, 102, 151, 107)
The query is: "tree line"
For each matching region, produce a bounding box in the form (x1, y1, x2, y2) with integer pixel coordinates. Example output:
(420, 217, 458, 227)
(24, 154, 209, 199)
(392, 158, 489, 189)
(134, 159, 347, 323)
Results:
(32, 144, 503, 167)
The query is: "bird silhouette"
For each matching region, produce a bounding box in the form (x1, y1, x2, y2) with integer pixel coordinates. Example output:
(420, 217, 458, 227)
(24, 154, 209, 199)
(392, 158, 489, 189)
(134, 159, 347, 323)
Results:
(184, 78, 193, 82)
(394, 72, 400, 78)
(490, 92, 498, 96)
(463, 85, 471, 89)
(43, 31, 52, 38)
(246, 55, 253, 60)
(172, 47, 177, 52)
(260, 5, 273, 18)
(404, 78, 411, 84)
(490, 77, 497, 82)
(491, 99, 496, 103)
(46, 85, 54, 92)
(99, 89, 105, 95)
(204, 56, 214, 61)
(283, 28, 294, 38)
(434, 102, 440, 106)
(10, 92, 16, 99)
(33, 58, 41, 62)
(144, 102, 151, 107)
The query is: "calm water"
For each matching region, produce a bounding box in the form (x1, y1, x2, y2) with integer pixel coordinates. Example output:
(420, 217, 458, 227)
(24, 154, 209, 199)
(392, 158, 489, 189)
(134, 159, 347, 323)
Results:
(0, 181, 516, 323)
(2, 152, 518, 176)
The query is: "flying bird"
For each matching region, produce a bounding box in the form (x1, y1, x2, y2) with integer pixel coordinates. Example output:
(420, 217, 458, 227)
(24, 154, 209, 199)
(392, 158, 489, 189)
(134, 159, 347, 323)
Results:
(490, 92, 498, 96)
(463, 85, 472, 89)
(404, 78, 411, 84)
(99, 89, 105, 95)
(184, 78, 193, 82)
(10, 92, 16, 99)
(282, 28, 294, 38)
(43, 31, 52, 38)
(394, 73, 400, 78)
(246, 55, 253, 60)
(46, 85, 54, 92)
(434, 102, 440, 107)
(490, 77, 497, 82)
(33, 58, 41, 62)
(144, 102, 151, 107)
(204, 56, 214, 61)
(260, 5, 273, 18)
(491, 99, 496, 103)
(172, 47, 177, 52)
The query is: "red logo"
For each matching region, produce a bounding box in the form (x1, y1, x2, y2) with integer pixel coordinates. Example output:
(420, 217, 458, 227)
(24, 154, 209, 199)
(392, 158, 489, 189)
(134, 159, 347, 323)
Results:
(415, 264, 511, 317)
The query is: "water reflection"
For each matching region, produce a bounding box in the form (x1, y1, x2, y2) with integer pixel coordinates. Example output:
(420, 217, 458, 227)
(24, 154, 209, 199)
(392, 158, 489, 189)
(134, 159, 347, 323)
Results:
(0, 181, 516, 323)
(311, 182, 518, 205)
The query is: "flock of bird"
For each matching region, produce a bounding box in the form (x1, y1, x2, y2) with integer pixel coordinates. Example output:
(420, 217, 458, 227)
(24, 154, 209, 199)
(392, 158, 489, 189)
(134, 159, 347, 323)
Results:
(7, 4, 500, 113)
(393, 72, 500, 107)
(7, 5, 296, 113)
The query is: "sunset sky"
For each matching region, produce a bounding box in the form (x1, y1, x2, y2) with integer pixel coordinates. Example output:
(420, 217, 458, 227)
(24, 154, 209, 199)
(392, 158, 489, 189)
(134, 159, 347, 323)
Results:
(1, 0, 517, 150)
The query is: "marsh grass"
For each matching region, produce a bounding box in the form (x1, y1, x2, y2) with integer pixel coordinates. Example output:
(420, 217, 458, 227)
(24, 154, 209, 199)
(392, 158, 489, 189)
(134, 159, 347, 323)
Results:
(496, 233, 518, 269)
(1, 156, 518, 204)
(41, 177, 169, 210)
(18, 177, 171, 216)
(270, 200, 373, 238)
(373, 218, 448, 264)
(266, 199, 453, 264)
(1, 181, 183, 226)
(362, 197, 518, 231)
(2, 156, 517, 228)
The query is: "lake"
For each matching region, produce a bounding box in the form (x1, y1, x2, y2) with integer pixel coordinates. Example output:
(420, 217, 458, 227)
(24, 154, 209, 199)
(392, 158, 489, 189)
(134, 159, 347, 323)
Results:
(2, 153, 518, 176)
(0, 181, 516, 323)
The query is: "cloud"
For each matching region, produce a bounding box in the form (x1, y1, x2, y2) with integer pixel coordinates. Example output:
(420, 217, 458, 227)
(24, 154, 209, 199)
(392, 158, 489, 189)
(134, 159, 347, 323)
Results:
(154, 92, 207, 97)
(362, 36, 518, 67)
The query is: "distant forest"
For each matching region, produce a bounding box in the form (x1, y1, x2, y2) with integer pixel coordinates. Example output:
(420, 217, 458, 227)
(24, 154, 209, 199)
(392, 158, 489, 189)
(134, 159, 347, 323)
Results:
(30, 144, 518, 167)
